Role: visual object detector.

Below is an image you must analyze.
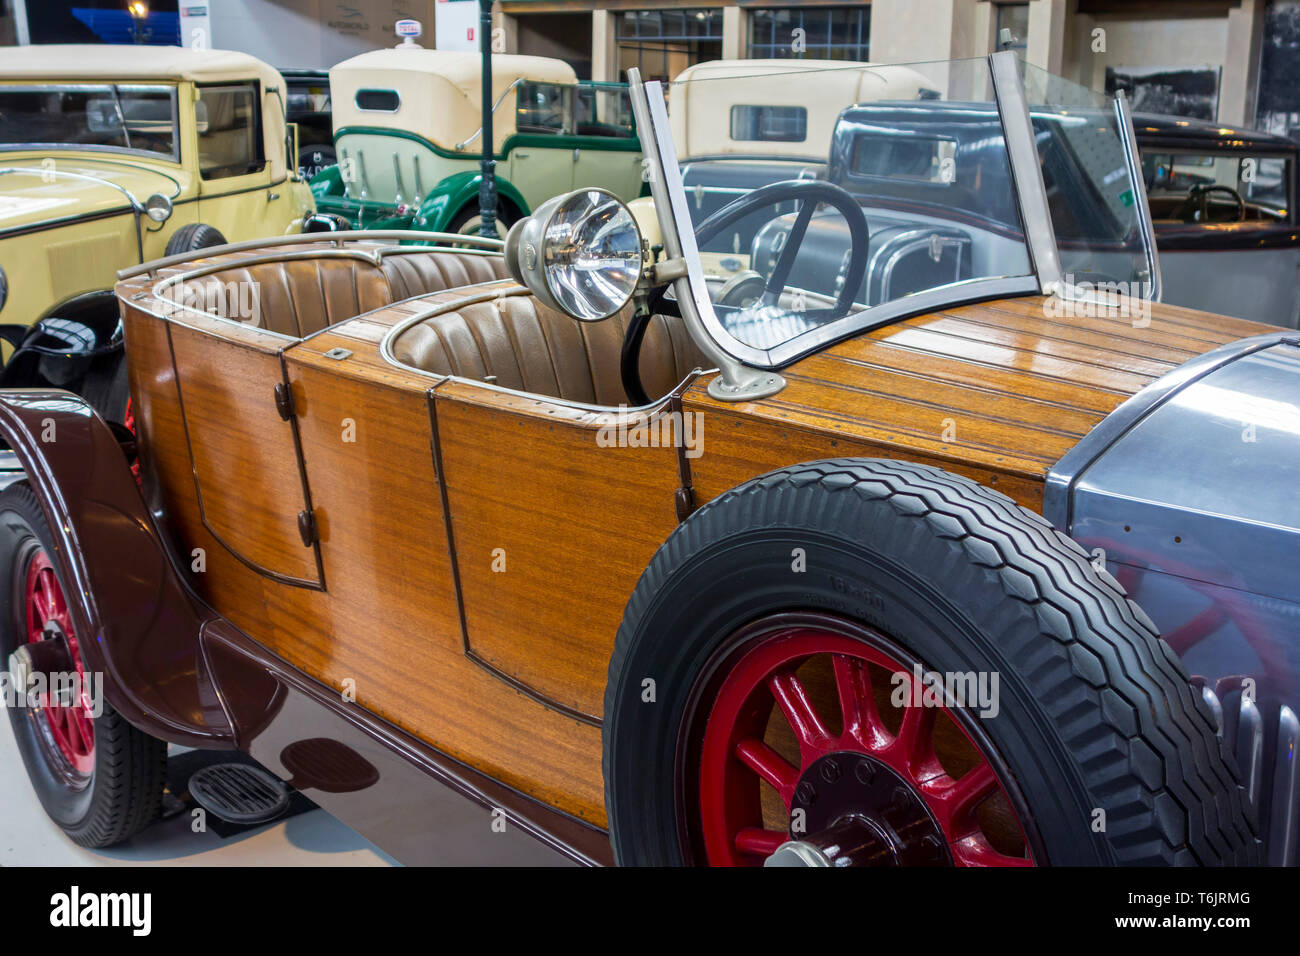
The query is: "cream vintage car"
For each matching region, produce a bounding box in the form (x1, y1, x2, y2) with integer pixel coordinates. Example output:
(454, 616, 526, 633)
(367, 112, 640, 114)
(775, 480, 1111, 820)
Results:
(308, 49, 643, 236)
(0, 45, 314, 420)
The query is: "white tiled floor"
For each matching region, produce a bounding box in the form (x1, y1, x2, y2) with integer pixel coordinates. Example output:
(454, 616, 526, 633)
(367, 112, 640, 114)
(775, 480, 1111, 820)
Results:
(0, 731, 398, 866)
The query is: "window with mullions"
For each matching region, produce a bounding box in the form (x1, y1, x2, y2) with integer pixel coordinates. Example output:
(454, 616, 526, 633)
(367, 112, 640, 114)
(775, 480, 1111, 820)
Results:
(996, 3, 1029, 51)
(748, 7, 870, 61)
(616, 9, 723, 83)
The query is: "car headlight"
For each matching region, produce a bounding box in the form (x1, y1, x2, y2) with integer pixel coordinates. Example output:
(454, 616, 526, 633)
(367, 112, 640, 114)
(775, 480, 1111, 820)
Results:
(505, 188, 642, 321)
(144, 193, 173, 224)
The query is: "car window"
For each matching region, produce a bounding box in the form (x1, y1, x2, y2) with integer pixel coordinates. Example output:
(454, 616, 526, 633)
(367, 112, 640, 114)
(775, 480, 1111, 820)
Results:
(730, 105, 808, 143)
(850, 133, 956, 183)
(575, 86, 634, 138)
(196, 82, 264, 180)
(516, 82, 567, 134)
(1143, 150, 1290, 216)
(0, 84, 178, 161)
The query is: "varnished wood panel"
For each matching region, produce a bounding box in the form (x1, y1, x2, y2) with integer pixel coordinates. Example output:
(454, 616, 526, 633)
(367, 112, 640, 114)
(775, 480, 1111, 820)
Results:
(685, 295, 1265, 511)
(433, 379, 684, 720)
(167, 323, 321, 585)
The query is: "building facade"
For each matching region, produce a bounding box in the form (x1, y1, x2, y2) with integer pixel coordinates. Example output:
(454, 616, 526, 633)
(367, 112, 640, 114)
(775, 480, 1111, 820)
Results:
(495, 0, 1299, 134)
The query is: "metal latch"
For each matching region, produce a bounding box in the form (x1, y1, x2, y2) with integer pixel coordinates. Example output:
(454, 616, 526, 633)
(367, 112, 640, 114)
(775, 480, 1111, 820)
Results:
(297, 509, 318, 547)
(274, 382, 295, 420)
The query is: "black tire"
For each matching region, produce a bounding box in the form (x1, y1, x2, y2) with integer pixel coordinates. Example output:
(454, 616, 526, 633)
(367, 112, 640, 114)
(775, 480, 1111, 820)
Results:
(164, 222, 227, 256)
(604, 459, 1259, 866)
(298, 144, 336, 180)
(0, 483, 165, 847)
(447, 202, 518, 239)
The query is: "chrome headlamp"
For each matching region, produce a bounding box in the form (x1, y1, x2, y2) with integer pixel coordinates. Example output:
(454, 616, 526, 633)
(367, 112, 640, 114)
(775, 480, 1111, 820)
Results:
(505, 188, 643, 321)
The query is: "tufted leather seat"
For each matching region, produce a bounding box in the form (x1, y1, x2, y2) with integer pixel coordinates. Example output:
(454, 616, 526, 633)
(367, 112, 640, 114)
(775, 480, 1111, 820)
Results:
(161, 250, 514, 338)
(391, 294, 708, 405)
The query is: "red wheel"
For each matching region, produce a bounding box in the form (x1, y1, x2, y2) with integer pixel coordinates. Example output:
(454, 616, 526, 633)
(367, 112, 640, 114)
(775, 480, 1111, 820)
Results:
(696, 618, 1034, 867)
(23, 549, 95, 781)
(1, 482, 165, 847)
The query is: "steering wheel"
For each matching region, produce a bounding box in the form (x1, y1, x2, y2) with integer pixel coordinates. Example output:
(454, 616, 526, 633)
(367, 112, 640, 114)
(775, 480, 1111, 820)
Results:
(1177, 184, 1246, 223)
(620, 179, 869, 406)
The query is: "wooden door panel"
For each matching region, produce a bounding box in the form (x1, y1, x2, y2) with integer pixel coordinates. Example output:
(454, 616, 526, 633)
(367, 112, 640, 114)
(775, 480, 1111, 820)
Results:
(434, 384, 683, 721)
(168, 323, 321, 586)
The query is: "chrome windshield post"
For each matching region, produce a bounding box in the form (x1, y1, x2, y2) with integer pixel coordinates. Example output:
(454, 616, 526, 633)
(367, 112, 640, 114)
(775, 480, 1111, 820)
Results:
(625, 67, 786, 403)
(988, 50, 1064, 298)
(1114, 90, 1163, 303)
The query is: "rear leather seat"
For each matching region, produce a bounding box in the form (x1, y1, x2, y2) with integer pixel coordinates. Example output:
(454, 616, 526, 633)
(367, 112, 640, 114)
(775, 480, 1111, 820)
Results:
(159, 248, 706, 405)
(391, 294, 707, 405)
(160, 250, 512, 338)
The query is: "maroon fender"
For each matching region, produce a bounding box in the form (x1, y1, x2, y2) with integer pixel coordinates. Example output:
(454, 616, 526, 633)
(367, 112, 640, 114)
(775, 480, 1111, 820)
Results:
(0, 390, 236, 748)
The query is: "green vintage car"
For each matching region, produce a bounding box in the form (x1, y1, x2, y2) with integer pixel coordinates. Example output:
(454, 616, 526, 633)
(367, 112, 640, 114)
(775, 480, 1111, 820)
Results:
(308, 49, 643, 235)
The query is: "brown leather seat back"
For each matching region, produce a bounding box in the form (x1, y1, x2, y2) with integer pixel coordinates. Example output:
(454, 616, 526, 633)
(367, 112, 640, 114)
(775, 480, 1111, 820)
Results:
(392, 293, 707, 405)
(159, 257, 390, 337)
(381, 250, 514, 301)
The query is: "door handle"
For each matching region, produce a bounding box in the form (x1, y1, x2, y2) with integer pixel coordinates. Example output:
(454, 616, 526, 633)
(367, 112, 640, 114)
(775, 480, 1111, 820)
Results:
(572, 148, 580, 162)
(267, 191, 280, 202)
(515, 151, 530, 159)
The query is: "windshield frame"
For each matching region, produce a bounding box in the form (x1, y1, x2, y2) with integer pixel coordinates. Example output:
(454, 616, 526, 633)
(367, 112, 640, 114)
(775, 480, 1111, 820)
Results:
(0, 82, 182, 165)
(632, 49, 1160, 374)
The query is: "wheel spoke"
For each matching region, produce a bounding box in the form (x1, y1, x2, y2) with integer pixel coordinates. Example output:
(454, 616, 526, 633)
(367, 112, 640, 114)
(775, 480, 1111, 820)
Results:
(892, 697, 937, 777)
(951, 834, 1033, 867)
(834, 654, 888, 751)
(923, 762, 998, 837)
(735, 737, 800, 803)
(735, 827, 787, 857)
(768, 669, 832, 757)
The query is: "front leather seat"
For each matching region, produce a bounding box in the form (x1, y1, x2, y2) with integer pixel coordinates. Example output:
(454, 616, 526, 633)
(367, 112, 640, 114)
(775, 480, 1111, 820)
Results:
(392, 294, 707, 405)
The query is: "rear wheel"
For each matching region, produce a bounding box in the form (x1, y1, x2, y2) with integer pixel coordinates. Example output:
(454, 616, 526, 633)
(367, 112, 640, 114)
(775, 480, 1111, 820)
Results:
(447, 203, 517, 240)
(604, 459, 1259, 866)
(0, 483, 165, 847)
(164, 223, 227, 256)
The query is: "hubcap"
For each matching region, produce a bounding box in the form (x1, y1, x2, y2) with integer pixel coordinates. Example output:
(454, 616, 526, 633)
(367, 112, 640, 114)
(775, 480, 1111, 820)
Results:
(22, 548, 94, 780)
(694, 618, 1035, 867)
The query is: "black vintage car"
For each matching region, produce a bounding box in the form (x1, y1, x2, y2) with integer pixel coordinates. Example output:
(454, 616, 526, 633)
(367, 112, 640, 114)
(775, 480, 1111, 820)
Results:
(684, 99, 1298, 327)
(281, 68, 334, 179)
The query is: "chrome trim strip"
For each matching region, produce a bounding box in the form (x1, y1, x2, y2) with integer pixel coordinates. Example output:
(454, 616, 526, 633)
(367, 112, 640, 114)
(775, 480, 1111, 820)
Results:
(988, 50, 1063, 296)
(1043, 330, 1300, 530)
(1114, 91, 1163, 302)
(455, 78, 524, 152)
(116, 229, 504, 279)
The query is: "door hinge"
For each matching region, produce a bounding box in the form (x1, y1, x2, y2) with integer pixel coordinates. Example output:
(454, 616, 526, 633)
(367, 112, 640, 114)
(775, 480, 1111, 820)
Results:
(274, 381, 296, 420)
(297, 509, 318, 547)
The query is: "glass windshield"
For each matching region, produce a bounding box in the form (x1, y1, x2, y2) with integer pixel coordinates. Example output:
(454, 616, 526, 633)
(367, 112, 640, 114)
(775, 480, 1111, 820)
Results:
(656, 55, 1154, 364)
(0, 84, 179, 161)
(1018, 62, 1154, 296)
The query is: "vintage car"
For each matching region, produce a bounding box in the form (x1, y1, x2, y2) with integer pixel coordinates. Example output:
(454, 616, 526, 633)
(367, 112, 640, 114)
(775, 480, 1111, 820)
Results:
(283, 68, 334, 180)
(0, 44, 315, 420)
(307, 48, 643, 237)
(1135, 114, 1299, 326)
(2, 53, 1292, 868)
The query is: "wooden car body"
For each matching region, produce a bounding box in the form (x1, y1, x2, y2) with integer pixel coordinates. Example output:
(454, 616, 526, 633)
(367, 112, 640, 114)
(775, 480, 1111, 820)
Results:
(1, 52, 1289, 866)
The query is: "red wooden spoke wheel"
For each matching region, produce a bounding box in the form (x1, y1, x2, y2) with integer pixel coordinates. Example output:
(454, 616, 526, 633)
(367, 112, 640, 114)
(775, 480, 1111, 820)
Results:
(697, 624, 1034, 867)
(24, 548, 95, 780)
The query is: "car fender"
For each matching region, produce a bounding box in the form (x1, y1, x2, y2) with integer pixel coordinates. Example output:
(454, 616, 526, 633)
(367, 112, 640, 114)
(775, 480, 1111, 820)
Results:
(0, 390, 237, 748)
(309, 164, 344, 199)
(417, 171, 529, 231)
